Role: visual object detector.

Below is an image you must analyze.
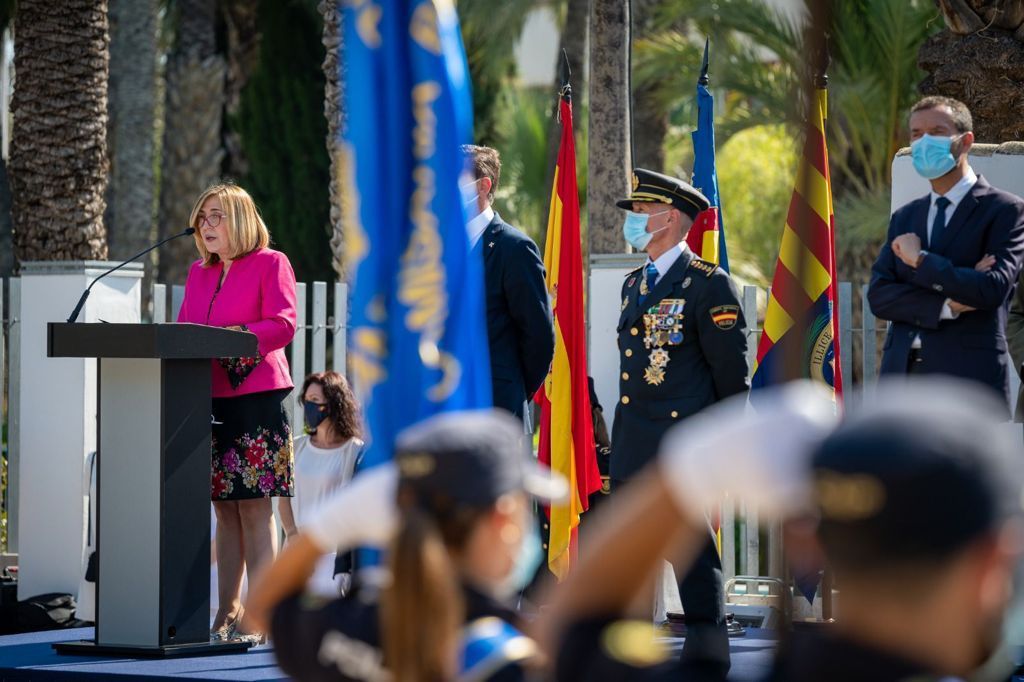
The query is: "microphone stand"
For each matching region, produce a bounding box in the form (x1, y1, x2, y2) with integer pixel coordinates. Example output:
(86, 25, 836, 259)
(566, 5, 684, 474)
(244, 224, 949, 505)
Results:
(66, 228, 196, 323)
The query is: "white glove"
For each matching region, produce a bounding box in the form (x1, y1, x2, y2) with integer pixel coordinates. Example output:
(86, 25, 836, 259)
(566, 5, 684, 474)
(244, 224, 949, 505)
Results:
(658, 381, 838, 521)
(305, 463, 399, 552)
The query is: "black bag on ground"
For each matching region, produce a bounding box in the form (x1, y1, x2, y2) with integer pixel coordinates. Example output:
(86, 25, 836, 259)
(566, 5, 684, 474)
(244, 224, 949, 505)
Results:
(17, 593, 88, 630)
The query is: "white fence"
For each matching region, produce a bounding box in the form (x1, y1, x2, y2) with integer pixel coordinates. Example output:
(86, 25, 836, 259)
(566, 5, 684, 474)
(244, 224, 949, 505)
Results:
(0, 276, 904, 581)
(151, 281, 350, 431)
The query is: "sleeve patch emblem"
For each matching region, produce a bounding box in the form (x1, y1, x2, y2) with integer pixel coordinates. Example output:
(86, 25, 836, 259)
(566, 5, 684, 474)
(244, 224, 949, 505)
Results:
(710, 304, 740, 330)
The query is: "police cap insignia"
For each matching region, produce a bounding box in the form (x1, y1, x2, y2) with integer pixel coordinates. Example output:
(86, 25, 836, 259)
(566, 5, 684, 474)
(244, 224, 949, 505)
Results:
(616, 168, 709, 219)
(600, 620, 669, 668)
(398, 453, 436, 477)
(710, 305, 740, 330)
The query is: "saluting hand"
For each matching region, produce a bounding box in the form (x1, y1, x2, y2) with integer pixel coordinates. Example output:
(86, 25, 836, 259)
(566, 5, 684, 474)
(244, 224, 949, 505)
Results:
(658, 382, 838, 521)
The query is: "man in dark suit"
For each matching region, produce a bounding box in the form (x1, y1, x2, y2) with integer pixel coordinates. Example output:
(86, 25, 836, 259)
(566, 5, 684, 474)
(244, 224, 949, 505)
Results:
(461, 145, 554, 423)
(1007, 271, 1024, 423)
(612, 168, 749, 677)
(868, 96, 1024, 414)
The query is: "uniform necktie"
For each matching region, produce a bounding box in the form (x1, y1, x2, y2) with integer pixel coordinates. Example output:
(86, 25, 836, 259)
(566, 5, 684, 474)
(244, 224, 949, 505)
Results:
(641, 262, 659, 304)
(930, 196, 951, 248)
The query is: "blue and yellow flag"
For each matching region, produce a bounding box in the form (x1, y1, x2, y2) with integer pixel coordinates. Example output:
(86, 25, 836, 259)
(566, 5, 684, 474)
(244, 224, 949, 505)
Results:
(687, 40, 730, 272)
(339, 0, 492, 470)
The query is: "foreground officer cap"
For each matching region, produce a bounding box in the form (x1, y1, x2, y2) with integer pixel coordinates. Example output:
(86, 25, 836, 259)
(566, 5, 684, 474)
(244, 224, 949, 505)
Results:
(394, 409, 568, 508)
(811, 377, 1024, 570)
(616, 168, 710, 220)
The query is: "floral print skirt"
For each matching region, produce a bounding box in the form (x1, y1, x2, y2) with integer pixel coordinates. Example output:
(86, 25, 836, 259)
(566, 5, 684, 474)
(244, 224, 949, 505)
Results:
(211, 389, 294, 501)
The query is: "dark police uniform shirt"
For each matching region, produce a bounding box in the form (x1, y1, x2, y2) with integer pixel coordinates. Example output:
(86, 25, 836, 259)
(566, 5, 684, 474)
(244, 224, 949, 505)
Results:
(271, 583, 536, 682)
(556, 616, 937, 682)
(610, 245, 749, 481)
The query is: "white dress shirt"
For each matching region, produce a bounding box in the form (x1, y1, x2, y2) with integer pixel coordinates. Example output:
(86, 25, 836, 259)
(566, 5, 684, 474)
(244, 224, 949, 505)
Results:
(926, 166, 977, 245)
(912, 166, 978, 348)
(646, 242, 689, 284)
(466, 206, 495, 248)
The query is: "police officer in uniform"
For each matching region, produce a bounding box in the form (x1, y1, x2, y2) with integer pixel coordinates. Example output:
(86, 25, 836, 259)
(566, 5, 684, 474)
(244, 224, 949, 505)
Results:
(611, 168, 749, 675)
(245, 411, 566, 682)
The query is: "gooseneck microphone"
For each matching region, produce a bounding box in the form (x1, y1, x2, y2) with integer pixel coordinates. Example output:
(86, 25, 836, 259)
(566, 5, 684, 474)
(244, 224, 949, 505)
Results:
(66, 228, 197, 323)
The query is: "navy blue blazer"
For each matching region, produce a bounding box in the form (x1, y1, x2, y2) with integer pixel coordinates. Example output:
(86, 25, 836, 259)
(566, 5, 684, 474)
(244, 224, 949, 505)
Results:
(481, 212, 555, 419)
(867, 176, 1024, 410)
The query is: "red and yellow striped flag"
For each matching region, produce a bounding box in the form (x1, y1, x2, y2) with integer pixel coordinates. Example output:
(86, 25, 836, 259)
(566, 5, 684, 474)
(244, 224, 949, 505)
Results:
(751, 88, 842, 398)
(536, 95, 602, 580)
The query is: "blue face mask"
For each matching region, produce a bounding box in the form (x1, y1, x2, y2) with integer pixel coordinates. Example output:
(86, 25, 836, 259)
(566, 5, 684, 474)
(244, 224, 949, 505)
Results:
(460, 179, 481, 219)
(622, 209, 670, 250)
(303, 400, 328, 434)
(911, 133, 962, 180)
(496, 514, 544, 599)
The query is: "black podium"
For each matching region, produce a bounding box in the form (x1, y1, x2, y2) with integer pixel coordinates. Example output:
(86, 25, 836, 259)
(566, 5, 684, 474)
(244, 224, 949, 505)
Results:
(47, 323, 257, 657)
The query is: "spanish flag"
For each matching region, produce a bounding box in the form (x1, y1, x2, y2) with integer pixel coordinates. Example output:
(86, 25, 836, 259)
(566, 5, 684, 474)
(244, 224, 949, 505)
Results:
(751, 88, 843, 399)
(536, 92, 602, 580)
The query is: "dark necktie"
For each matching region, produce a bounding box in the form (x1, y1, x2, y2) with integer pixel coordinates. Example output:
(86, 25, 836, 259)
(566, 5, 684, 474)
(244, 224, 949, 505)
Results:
(930, 196, 951, 248)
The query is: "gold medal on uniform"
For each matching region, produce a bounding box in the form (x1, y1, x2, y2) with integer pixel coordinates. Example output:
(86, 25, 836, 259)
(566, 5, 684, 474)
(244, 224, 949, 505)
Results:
(645, 348, 670, 385)
(641, 299, 686, 385)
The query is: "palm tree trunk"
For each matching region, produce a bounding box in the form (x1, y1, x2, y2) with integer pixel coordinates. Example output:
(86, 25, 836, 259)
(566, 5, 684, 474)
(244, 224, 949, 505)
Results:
(11, 0, 110, 262)
(631, 0, 666, 172)
(320, 0, 345, 280)
(107, 0, 158, 315)
(544, 0, 589, 192)
(587, 0, 631, 255)
(631, 81, 667, 172)
(221, 0, 261, 179)
(156, 0, 225, 285)
(918, 8, 1024, 142)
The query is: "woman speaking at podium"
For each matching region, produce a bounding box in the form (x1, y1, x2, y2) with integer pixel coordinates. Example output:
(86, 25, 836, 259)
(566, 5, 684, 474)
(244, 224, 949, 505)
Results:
(177, 183, 298, 644)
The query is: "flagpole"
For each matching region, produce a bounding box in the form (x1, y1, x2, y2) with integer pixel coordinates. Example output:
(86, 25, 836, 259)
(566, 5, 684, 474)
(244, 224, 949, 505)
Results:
(813, 31, 837, 628)
(783, 0, 834, 626)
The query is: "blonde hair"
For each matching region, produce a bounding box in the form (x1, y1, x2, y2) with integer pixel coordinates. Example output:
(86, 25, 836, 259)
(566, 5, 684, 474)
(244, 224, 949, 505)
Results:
(189, 183, 270, 266)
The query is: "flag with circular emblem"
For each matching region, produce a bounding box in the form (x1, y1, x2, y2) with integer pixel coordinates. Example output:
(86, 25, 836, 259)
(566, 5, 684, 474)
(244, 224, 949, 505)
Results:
(751, 88, 843, 401)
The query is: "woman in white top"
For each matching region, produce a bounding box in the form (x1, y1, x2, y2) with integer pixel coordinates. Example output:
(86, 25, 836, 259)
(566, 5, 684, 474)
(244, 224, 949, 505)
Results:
(279, 371, 364, 595)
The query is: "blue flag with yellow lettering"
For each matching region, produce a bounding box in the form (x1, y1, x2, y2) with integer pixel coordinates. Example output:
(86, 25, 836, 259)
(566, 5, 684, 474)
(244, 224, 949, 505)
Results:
(339, 0, 491, 470)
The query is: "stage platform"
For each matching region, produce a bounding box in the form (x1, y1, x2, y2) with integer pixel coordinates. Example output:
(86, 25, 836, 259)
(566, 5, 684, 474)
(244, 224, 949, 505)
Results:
(0, 627, 780, 680)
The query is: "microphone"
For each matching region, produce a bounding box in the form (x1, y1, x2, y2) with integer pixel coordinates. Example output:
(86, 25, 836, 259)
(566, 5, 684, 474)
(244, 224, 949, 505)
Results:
(66, 228, 197, 323)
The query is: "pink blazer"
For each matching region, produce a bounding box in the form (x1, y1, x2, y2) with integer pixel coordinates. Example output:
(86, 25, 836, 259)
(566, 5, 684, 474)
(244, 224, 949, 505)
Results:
(177, 248, 297, 398)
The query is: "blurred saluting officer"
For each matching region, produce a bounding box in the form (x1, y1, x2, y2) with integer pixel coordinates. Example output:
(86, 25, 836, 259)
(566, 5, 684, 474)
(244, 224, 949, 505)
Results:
(611, 168, 750, 676)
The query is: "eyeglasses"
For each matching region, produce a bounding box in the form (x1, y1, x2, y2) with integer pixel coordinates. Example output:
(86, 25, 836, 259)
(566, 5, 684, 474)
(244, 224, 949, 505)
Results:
(197, 213, 223, 228)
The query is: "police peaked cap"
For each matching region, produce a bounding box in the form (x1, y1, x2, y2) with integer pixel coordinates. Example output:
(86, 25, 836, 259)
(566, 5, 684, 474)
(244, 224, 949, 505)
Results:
(616, 168, 710, 220)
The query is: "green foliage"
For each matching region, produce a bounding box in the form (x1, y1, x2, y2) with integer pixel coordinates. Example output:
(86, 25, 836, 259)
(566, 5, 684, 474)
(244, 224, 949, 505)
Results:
(715, 124, 799, 284)
(457, 0, 538, 146)
(231, 0, 333, 283)
(493, 88, 551, 239)
(834, 188, 892, 257)
(636, 0, 941, 199)
(492, 87, 588, 247)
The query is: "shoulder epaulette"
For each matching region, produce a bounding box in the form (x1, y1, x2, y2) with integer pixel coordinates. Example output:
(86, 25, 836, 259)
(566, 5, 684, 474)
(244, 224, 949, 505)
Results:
(688, 258, 718, 278)
(625, 264, 644, 278)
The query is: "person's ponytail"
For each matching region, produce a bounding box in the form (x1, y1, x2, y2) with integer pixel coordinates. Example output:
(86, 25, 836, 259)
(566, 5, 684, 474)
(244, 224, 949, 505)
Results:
(381, 506, 464, 682)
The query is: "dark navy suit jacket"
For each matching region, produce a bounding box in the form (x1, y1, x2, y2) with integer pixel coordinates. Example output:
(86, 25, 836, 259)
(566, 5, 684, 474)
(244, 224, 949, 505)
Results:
(481, 212, 554, 419)
(867, 176, 1024, 410)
